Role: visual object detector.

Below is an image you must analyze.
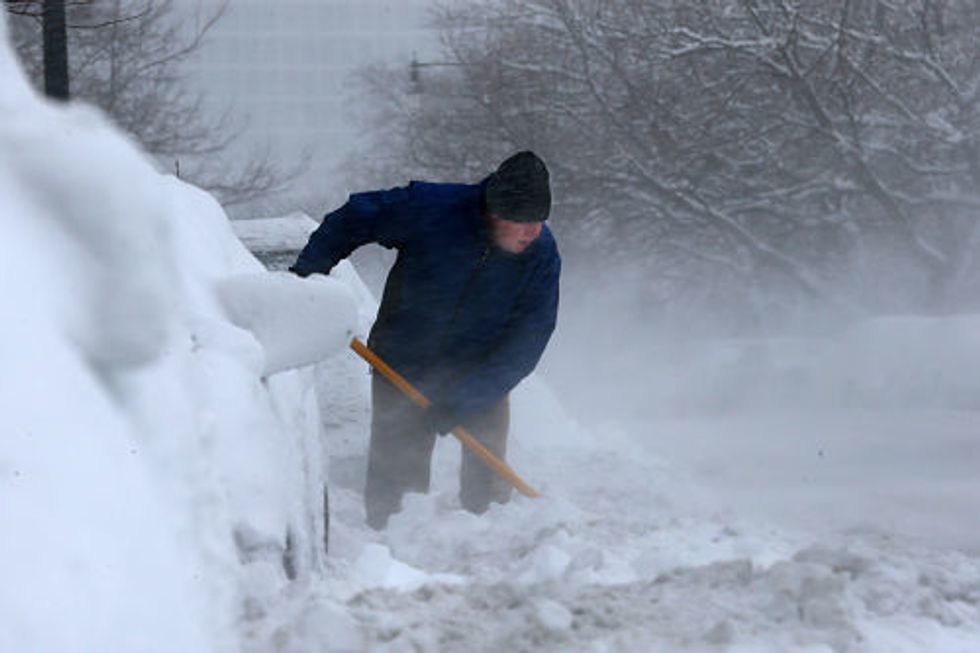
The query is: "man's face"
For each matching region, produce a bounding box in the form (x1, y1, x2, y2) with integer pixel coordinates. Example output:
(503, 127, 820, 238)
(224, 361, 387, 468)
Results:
(487, 213, 543, 254)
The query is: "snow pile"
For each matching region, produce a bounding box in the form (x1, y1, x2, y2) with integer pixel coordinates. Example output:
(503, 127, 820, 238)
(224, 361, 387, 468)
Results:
(217, 271, 356, 375)
(0, 17, 354, 652)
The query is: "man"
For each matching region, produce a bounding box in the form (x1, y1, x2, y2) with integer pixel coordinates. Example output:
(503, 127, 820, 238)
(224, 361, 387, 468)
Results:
(290, 151, 560, 529)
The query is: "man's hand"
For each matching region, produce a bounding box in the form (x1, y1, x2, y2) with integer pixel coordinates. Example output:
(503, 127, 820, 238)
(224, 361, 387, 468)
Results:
(424, 404, 457, 436)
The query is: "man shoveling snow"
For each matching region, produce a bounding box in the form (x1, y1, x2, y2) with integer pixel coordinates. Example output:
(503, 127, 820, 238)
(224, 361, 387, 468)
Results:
(290, 151, 561, 529)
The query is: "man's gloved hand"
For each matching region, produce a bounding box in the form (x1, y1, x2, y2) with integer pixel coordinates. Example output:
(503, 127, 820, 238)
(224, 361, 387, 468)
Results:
(424, 404, 457, 436)
(288, 264, 312, 278)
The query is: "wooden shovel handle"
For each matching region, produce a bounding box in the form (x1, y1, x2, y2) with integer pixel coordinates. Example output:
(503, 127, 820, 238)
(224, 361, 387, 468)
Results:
(350, 338, 539, 498)
(350, 338, 431, 408)
(449, 424, 540, 498)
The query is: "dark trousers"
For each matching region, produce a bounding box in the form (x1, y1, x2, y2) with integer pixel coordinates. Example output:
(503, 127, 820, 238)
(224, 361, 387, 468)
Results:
(364, 374, 511, 530)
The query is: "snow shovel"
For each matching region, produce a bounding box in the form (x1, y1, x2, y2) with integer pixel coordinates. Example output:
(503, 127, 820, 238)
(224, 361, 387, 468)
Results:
(350, 338, 540, 498)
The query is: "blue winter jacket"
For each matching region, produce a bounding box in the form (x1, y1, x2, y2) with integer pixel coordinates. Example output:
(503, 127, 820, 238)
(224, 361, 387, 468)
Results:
(291, 178, 561, 421)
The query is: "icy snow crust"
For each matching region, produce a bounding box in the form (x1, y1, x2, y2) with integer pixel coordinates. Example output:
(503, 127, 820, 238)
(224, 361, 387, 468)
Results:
(3, 14, 980, 653)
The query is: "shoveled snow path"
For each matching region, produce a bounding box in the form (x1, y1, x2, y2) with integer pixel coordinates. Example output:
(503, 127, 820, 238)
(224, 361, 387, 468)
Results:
(242, 375, 980, 652)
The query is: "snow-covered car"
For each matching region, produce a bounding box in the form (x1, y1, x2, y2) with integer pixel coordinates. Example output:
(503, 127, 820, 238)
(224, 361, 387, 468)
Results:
(0, 30, 359, 650)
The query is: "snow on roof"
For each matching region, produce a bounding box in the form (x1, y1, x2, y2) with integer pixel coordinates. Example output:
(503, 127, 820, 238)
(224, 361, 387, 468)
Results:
(230, 212, 319, 253)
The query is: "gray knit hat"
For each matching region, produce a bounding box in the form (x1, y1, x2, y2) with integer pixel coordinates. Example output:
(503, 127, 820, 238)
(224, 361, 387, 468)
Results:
(485, 150, 551, 223)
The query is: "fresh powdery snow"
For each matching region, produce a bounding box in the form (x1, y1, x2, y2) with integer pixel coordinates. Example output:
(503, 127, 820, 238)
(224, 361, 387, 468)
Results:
(2, 14, 980, 653)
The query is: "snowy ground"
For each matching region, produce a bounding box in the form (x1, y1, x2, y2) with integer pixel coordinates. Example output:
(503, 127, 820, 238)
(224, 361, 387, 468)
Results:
(242, 351, 980, 652)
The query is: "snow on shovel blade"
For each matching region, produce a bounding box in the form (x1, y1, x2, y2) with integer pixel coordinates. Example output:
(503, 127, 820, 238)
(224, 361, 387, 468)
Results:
(215, 271, 357, 376)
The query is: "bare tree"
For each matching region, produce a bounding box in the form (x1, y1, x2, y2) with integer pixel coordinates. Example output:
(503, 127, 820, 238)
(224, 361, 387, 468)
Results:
(353, 0, 980, 332)
(6, 0, 305, 207)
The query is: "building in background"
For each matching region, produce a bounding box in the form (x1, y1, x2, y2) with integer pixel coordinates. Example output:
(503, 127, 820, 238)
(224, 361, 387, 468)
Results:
(182, 0, 440, 217)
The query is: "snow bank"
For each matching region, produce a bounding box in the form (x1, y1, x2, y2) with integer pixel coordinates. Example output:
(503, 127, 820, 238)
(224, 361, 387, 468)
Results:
(0, 16, 355, 652)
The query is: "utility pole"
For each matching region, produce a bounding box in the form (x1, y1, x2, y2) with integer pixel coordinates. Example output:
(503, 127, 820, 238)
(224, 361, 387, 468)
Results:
(42, 0, 69, 100)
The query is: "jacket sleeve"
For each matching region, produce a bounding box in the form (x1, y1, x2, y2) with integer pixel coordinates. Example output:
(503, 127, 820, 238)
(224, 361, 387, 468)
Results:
(441, 253, 561, 421)
(290, 184, 415, 276)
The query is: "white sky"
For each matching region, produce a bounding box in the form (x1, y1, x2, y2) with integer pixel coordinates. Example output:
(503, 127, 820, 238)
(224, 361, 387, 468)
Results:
(181, 0, 444, 214)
